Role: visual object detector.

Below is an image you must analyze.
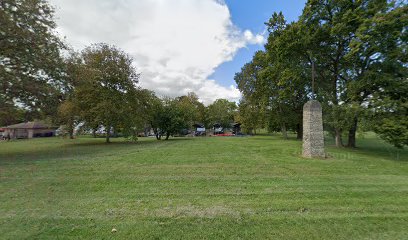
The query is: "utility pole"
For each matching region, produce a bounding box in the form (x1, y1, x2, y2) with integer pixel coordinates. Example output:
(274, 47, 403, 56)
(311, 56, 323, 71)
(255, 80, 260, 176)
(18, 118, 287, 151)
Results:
(312, 60, 316, 99)
(307, 51, 316, 99)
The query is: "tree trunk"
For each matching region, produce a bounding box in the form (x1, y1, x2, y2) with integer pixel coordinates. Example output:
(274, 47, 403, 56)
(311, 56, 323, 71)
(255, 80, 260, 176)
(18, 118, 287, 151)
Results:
(153, 127, 161, 140)
(281, 123, 288, 139)
(106, 125, 111, 143)
(69, 127, 74, 139)
(332, 54, 343, 148)
(92, 126, 98, 138)
(347, 117, 358, 148)
(68, 119, 75, 139)
(296, 123, 302, 140)
(335, 128, 343, 147)
(165, 132, 170, 140)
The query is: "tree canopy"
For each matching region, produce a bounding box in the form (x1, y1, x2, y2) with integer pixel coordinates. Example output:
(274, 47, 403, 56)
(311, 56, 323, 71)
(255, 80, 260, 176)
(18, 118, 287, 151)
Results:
(235, 0, 407, 148)
(207, 99, 237, 129)
(2, 0, 405, 148)
(0, 0, 65, 121)
(59, 44, 141, 143)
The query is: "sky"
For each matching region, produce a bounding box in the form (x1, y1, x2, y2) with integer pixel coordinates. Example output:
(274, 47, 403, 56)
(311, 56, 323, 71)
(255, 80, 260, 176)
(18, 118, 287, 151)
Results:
(49, 0, 306, 105)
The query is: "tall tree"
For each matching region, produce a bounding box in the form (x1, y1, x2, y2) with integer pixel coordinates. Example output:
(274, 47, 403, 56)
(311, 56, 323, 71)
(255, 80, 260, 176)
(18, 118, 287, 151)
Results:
(236, 1, 406, 148)
(57, 52, 85, 139)
(346, 2, 408, 148)
(234, 51, 268, 135)
(264, 19, 310, 139)
(301, 0, 407, 147)
(73, 43, 140, 143)
(177, 92, 206, 129)
(236, 97, 264, 134)
(207, 99, 237, 129)
(0, 0, 65, 118)
(150, 97, 190, 140)
(236, 14, 310, 139)
(301, 0, 361, 146)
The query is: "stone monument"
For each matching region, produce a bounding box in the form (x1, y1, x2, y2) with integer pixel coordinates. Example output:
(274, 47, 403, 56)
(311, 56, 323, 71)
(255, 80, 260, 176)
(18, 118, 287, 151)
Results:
(302, 100, 325, 158)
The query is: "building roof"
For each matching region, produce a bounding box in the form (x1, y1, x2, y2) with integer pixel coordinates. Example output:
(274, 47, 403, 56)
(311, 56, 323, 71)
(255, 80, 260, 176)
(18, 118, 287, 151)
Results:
(193, 123, 205, 128)
(232, 123, 241, 127)
(4, 122, 55, 129)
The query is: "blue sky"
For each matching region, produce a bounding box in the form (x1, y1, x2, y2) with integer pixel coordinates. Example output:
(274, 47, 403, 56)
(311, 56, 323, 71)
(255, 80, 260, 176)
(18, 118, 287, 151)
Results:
(211, 0, 306, 88)
(51, 0, 307, 104)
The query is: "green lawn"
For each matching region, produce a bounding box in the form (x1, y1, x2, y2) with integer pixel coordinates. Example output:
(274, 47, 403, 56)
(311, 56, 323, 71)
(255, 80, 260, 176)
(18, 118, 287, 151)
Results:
(0, 135, 407, 239)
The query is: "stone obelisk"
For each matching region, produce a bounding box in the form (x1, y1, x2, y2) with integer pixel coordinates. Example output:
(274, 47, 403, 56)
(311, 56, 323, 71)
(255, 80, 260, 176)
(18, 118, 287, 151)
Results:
(302, 100, 325, 158)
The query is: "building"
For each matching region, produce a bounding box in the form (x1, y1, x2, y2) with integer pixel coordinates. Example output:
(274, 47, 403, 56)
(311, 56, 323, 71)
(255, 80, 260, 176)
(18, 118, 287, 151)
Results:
(193, 123, 206, 136)
(232, 123, 242, 135)
(3, 122, 57, 139)
(213, 123, 224, 135)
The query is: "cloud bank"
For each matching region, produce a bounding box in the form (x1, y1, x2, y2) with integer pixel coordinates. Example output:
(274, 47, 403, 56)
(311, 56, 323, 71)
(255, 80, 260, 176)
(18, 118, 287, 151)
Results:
(50, 0, 265, 104)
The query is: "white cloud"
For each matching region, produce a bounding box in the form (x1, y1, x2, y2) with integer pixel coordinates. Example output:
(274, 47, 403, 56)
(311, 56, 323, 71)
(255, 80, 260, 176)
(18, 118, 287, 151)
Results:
(50, 0, 265, 104)
(244, 30, 265, 45)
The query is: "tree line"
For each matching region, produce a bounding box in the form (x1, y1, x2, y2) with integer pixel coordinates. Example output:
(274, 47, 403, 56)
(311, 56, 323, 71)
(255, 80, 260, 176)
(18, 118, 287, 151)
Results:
(1, 0, 406, 147)
(234, 0, 407, 148)
(0, 0, 239, 143)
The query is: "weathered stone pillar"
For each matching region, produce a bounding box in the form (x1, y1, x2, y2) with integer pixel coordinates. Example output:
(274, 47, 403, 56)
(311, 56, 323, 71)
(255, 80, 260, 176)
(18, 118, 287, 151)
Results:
(302, 100, 325, 158)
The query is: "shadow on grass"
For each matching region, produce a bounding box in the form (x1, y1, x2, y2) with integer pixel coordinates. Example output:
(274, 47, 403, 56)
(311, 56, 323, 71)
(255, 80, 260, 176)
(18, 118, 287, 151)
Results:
(249, 135, 301, 141)
(325, 137, 407, 162)
(251, 135, 407, 162)
(0, 137, 193, 164)
(356, 139, 407, 162)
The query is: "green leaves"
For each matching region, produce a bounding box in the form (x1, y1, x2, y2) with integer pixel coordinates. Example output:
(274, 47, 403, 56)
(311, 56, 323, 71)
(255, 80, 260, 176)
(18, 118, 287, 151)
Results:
(59, 44, 142, 142)
(236, 0, 407, 147)
(149, 97, 191, 140)
(207, 99, 237, 129)
(0, 0, 65, 112)
(375, 117, 408, 149)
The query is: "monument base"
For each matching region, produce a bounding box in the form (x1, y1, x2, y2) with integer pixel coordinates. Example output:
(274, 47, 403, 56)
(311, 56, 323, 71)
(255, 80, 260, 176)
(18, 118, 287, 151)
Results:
(302, 100, 325, 158)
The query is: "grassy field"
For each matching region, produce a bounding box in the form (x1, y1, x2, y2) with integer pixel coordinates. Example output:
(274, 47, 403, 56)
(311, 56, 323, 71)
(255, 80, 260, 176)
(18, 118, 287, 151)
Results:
(0, 134, 407, 239)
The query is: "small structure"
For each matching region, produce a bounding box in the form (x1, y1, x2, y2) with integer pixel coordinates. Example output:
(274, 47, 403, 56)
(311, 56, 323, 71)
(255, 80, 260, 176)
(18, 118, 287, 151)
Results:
(3, 122, 57, 139)
(232, 123, 241, 135)
(193, 123, 206, 136)
(213, 123, 224, 135)
(302, 100, 325, 158)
